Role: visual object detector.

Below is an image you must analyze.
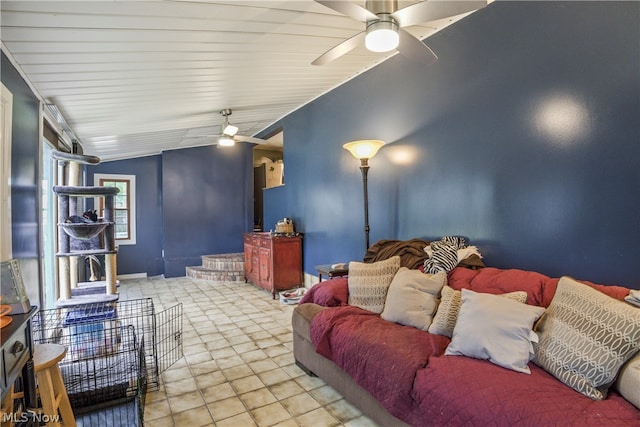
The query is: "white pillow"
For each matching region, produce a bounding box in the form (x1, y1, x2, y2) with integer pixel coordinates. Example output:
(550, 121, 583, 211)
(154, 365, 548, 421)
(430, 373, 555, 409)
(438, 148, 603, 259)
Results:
(380, 268, 447, 330)
(446, 289, 545, 374)
(428, 286, 528, 338)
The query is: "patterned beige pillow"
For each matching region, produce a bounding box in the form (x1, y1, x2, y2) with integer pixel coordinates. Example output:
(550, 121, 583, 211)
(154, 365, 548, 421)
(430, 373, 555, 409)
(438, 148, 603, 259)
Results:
(428, 285, 528, 338)
(533, 276, 640, 400)
(348, 256, 401, 313)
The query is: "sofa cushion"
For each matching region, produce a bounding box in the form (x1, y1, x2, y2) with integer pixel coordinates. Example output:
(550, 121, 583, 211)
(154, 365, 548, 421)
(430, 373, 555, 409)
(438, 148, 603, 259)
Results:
(348, 256, 400, 313)
(533, 276, 640, 400)
(380, 268, 446, 331)
(428, 285, 527, 338)
(310, 305, 450, 426)
(413, 355, 640, 426)
(446, 289, 545, 374)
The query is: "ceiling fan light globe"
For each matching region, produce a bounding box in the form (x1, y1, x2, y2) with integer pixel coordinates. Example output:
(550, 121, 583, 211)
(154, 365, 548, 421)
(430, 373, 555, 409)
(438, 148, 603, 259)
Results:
(223, 124, 239, 136)
(219, 136, 235, 146)
(365, 20, 399, 52)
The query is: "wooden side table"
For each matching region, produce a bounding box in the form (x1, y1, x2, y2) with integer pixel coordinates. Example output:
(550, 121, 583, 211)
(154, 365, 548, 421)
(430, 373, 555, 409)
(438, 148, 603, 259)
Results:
(315, 264, 349, 282)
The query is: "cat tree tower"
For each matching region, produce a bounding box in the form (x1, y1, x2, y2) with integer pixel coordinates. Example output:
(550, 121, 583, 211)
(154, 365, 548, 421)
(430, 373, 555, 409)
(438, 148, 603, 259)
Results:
(52, 151, 119, 306)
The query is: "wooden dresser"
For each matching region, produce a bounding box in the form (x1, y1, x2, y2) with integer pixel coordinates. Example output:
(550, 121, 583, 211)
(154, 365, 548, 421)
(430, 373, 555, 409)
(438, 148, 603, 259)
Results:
(243, 233, 302, 298)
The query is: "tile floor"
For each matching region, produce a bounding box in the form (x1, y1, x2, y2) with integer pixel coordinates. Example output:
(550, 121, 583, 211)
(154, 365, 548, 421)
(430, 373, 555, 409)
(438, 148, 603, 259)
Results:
(118, 276, 379, 427)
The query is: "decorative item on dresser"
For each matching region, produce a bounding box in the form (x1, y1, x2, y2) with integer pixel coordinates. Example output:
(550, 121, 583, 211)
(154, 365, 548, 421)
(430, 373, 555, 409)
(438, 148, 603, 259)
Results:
(243, 232, 303, 299)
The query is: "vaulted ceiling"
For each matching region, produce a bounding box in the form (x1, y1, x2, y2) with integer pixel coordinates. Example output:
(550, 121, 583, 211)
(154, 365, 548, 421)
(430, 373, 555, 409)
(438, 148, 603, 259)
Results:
(1, 1, 481, 161)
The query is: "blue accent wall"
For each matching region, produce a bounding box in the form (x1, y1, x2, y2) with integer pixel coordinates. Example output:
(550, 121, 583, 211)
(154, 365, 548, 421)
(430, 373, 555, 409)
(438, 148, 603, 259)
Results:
(88, 155, 164, 277)
(88, 144, 254, 278)
(261, 2, 640, 289)
(161, 144, 253, 277)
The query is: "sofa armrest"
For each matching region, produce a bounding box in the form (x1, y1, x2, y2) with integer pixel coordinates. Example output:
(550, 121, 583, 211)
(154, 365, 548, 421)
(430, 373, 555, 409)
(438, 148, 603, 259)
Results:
(299, 277, 349, 306)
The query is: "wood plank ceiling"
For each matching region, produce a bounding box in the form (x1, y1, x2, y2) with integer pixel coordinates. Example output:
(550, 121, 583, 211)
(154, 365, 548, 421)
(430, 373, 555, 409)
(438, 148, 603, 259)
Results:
(1, 1, 478, 161)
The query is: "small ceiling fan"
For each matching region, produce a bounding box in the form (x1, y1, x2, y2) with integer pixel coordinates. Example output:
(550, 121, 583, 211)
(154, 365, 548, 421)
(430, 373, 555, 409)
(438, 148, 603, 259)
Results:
(187, 109, 267, 146)
(312, 0, 488, 66)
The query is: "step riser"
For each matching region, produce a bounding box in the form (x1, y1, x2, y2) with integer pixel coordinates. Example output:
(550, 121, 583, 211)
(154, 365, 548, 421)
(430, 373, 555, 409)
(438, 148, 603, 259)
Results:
(202, 259, 245, 271)
(186, 267, 244, 282)
(186, 253, 246, 282)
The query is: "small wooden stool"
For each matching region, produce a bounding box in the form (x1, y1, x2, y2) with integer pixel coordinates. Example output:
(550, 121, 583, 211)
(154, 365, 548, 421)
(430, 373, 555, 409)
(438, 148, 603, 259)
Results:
(33, 344, 76, 427)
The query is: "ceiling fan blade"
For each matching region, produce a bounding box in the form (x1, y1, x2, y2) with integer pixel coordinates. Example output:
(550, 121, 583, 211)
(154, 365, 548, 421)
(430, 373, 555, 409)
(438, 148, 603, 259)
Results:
(397, 28, 438, 66)
(312, 31, 366, 66)
(392, 1, 487, 28)
(234, 135, 268, 145)
(314, 0, 377, 22)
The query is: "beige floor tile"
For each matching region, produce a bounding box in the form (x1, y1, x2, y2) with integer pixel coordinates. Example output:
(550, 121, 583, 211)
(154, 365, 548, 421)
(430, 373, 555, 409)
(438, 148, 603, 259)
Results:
(268, 380, 305, 401)
(202, 382, 236, 404)
(216, 412, 257, 427)
(294, 373, 326, 391)
(240, 349, 269, 363)
(344, 415, 379, 427)
(208, 396, 247, 421)
(171, 405, 214, 426)
(216, 354, 246, 370)
(183, 343, 209, 355)
(146, 414, 175, 427)
(233, 341, 260, 354)
(146, 389, 168, 404)
(168, 390, 205, 413)
(309, 385, 343, 406)
(251, 402, 292, 427)
(232, 375, 265, 394)
(296, 407, 340, 427)
(190, 360, 219, 376)
(325, 399, 362, 423)
(263, 345, 289, 358)
(165, 377, 199, 396)
(195, 370, 227, 389)
(255, 337, 281, 349)
(240, 388, 278, 410)
(210, 346, 237, 359)
(144, 399, 172, 421)
(249, 358, 279, 374)
(258, 368, 291, 387)
(185, 350, 214, 365)
(280, 393, 321, 417)
(222, 364, 255, 381)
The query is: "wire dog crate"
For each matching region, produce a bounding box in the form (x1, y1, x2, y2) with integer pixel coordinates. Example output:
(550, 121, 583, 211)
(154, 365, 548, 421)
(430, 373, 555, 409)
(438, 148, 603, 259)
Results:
(31, 298, 182, 424)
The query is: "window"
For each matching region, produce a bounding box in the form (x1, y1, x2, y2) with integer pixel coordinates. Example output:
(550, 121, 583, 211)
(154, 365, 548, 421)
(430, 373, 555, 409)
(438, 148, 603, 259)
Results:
(94, 173, 136, 245)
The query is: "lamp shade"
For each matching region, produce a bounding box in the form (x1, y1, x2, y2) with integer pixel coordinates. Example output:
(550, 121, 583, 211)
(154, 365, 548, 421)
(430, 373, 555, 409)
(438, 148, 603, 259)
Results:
(343, 140, 385, 160)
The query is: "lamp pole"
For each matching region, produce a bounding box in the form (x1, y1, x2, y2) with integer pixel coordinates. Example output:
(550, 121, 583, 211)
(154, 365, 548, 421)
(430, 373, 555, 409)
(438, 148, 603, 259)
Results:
(360, 158, 370, 251)
(343, 140, 384, 253)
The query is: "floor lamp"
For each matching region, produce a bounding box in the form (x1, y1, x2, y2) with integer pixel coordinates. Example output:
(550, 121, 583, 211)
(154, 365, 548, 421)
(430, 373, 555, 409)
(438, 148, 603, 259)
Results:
(343, 140, 385, 252)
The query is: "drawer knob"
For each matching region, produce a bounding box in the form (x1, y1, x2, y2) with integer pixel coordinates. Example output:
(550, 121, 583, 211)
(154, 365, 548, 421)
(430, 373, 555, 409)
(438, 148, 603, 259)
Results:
(10, 340, 25, 355)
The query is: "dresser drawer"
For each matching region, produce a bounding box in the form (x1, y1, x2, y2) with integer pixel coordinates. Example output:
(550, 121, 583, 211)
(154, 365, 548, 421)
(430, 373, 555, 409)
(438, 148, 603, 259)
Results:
(2, 320, 30, 388)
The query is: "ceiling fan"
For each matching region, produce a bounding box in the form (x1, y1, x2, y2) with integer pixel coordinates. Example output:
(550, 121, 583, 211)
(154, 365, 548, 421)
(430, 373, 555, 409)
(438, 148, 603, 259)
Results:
(187, 109, 267, 146)
(312, 0, 488, 66)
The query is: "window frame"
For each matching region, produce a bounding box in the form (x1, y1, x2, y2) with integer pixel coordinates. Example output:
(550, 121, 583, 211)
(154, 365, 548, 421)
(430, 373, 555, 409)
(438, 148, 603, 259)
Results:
(94, 173, 136, 245)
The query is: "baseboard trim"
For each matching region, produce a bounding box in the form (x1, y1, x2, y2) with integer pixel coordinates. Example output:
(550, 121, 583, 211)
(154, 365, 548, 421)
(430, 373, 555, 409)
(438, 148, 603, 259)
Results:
(117, 273, 147, 280)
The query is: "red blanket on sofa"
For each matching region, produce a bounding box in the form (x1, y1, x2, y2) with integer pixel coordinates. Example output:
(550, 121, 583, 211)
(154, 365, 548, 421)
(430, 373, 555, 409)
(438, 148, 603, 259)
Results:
(307, 267, 640, 426)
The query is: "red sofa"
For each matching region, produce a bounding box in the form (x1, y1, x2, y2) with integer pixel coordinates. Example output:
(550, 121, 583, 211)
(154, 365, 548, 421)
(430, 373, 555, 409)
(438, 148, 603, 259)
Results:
(292, 266, 640, 426)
